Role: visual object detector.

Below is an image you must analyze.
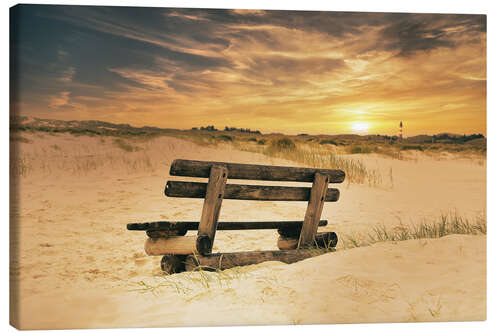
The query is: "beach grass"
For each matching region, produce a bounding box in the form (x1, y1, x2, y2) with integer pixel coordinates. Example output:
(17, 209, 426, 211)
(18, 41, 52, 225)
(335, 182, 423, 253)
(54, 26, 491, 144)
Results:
(339, 211, 486, 249)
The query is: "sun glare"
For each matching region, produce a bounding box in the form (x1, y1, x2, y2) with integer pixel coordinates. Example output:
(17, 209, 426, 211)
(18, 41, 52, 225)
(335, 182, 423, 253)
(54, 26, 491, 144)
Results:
(351, 122, 370, 133)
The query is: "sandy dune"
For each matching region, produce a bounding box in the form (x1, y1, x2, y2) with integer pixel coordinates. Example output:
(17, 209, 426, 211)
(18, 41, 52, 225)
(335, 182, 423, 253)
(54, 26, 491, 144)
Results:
(10, 133, 486, 329)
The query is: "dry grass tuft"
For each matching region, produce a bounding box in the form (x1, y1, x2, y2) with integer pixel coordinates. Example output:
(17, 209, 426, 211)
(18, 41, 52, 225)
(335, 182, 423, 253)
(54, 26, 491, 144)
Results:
(132, 266, 248, 298)
(339, 212, 486, 249)
(113, 138, 141, 152)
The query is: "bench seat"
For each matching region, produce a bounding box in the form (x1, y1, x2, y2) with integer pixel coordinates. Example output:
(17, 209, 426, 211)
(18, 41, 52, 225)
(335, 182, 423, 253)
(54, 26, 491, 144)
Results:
(127, 220, 328, 231)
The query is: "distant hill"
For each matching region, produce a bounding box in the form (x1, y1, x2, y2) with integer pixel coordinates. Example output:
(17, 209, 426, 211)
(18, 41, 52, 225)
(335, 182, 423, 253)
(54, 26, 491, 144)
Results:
(10, 117, 486, 147)
(10, 116, 183, 137)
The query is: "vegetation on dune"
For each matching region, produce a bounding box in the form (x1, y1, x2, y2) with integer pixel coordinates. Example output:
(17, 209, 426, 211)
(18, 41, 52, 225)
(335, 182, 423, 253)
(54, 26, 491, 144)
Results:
(319, 139, 337, 145)
(217, 134, 233, 142)
(432, 133, 484, 144)
(131, 211, 485, 297)
(10, 135, 32, 143)
(11, 118, 486, 157)
(349, 146, 372, 154)
(133, 266, 250, 297)
(10, 156, 31, 177)
(401, 145, 424, 151)
(267, 137, 297, 152)
(237, 138, 384, 186)
(339, 212, 486, 249)
(113, 138, 141, 152)
(10, 118, 485, 184)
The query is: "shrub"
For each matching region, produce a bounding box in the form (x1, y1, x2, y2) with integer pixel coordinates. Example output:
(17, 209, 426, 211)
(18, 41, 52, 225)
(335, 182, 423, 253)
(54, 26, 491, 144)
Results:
(270, 138, 296, 151)
(349, 146, 371, 154)
(248, 137, 257, 142)
(257, 139, 266, 145)
(113, 138, 139, 152)
(217, 135, 233, 142)
(401, 145, 424, 151)
(320, 139, 337, 145)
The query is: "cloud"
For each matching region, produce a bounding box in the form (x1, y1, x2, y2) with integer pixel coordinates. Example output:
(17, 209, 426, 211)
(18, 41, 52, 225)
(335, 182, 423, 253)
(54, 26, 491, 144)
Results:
(49, 91, 71, 108)
(232, 9, 267, 16)
(59, 67, 75, 83)
(10, 6, 486, 135)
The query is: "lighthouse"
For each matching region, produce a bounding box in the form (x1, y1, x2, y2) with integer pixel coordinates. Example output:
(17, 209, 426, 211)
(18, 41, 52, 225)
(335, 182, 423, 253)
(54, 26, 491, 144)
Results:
(399, 121, 403, 139)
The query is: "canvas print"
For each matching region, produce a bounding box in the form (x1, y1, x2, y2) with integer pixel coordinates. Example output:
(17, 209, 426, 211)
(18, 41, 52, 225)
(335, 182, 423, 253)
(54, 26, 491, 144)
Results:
(10, 4, 486, 329)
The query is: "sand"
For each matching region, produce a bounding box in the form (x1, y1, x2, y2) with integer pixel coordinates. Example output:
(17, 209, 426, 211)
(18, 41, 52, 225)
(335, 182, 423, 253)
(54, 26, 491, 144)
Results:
(10, 133, 486, 329)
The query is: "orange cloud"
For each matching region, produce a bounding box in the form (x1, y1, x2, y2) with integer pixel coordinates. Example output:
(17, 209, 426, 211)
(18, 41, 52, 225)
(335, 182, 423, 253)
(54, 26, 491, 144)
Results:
(13, 8, 486, 136)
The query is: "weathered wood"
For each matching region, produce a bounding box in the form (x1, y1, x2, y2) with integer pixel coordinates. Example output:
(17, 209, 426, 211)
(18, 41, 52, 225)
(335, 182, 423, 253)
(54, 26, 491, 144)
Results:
(185, 249, 333, 271)
(165, 181, 340, 202)
(298, 173, 330, 247)
(277, 226, 304, 238)
(197, 166, 227, 255)
(277, 232, 338, 250)
(170, 159, 345, 183)
(160, 255, 187, 274)
(144, 236, 198, 255)
(128, 220, 328, 231)
(146, 229, 188, 238)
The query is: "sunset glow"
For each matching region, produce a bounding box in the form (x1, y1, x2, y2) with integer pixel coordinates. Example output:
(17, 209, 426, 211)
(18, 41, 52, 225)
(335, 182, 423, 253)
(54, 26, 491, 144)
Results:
(10, 6, 486, 136)
(351, 122, 370, 133)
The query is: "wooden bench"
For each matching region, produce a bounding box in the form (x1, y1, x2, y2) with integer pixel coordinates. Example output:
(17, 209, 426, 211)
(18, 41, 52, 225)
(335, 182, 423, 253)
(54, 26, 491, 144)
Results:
(127, 159, 345, 273)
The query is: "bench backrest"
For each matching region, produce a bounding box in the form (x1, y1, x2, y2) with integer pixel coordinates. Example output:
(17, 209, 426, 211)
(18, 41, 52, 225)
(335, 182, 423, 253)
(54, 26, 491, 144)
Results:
(165, 159, 345, 253)
(166, 159, 344, 202)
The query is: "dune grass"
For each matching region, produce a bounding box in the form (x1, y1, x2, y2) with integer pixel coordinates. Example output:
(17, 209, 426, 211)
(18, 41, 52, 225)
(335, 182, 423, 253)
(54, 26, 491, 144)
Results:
(339, 212, 486, 250)
(217, 134, 234, 142)
(242, 138, 385, 186)
(267, 137, 296, 152)
(10, 157, 31, 177)
(349, 145, 372, 154)
(113, 138, 141, 152)
(132, 266, 249, 298)
(11, 136, 155, 177)
(10, 135, 32, 143)
(132, 211, 485, 298)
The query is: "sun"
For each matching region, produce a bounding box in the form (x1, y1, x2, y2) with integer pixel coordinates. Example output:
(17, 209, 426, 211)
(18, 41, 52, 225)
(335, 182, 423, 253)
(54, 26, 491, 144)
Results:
(351, 122, 370, 133)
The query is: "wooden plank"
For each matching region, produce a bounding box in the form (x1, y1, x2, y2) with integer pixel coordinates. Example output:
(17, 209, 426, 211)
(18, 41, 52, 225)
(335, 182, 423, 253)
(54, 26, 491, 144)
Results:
(298, 173, 330, 247)
(128, 222, 195, 231)
(144, 236, 198, 255)
(127, 220, 328, 231)
(146, 229, 188, 238)
(184, 249, 333, 271)
(170, 159, 345, 183)
(277, 232, 338, 250)
(165, 181, 340, 202)
(196, 166, 227, 255)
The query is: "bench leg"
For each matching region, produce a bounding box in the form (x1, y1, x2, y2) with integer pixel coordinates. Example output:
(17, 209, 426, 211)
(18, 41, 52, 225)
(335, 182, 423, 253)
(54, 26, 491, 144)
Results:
(161, 255, 187, 274)
(298, 172, 330, 248)
(196, 166, 228, 255)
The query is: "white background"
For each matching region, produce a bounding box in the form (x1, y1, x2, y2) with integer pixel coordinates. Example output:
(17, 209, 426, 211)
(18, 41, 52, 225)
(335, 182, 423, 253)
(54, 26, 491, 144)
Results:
(2, 1, 498, 332)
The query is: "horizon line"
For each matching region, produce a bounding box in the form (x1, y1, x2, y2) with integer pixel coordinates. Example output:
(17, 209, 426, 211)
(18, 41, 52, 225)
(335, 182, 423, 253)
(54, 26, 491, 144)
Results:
(11, 115, 487, 138)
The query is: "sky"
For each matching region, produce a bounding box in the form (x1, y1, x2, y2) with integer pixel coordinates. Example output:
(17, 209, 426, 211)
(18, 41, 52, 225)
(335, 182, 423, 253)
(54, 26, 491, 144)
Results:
(10, 5, 486, 136)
